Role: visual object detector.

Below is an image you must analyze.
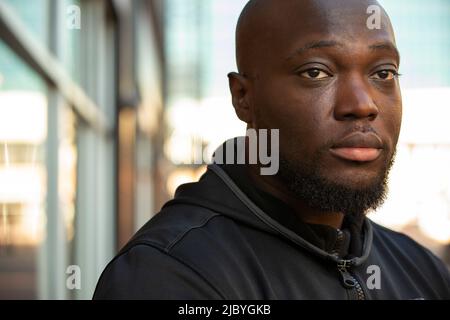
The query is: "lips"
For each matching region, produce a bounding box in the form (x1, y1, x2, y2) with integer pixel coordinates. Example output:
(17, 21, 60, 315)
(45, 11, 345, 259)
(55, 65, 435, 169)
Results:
(330, 133, 383, 162)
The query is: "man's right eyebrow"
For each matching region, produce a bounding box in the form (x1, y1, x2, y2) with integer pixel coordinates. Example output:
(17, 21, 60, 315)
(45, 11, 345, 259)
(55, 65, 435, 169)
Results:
(285, 40, 343, 60)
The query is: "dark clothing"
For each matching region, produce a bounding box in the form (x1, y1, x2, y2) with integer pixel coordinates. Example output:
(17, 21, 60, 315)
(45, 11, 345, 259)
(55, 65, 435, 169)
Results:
(94, 164, 450, 300)
(219, 163, 362, 258)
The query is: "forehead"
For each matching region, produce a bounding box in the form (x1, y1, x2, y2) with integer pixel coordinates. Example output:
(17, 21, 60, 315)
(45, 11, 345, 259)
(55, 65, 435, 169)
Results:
(259, 0, 390, 31)
(253, 0, 396, 61)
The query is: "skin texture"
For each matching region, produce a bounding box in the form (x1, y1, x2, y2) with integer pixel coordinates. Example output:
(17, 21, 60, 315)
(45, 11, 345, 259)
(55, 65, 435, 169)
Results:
(228, 0, 402, 229)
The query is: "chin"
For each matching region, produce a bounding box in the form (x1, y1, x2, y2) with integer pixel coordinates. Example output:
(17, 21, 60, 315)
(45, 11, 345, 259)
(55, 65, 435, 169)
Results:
(325, 171, 387, 194)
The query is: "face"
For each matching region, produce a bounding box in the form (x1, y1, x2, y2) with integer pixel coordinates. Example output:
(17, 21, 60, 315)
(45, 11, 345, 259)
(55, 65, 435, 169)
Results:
(232, 0, 402, 214)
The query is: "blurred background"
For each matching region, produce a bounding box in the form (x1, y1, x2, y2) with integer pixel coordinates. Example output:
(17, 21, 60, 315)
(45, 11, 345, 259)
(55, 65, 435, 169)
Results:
(0, 0, 448, 299)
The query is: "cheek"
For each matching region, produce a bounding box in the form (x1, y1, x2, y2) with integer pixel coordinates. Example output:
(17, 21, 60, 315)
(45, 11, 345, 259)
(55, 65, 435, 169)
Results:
(378, 94, 403, 146)
(252, 79, 332, 156)
(253, 77, 327, 127)
(394, 96, 403, 136)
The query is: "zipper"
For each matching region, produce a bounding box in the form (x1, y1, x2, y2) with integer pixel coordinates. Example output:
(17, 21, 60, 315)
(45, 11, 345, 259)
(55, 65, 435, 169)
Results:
(337, 259, 366, 300)
(330, 229, 344, 257)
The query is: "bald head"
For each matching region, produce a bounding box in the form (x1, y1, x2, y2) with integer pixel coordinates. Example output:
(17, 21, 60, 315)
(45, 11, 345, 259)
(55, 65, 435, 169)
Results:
(235, 0, 395, 75)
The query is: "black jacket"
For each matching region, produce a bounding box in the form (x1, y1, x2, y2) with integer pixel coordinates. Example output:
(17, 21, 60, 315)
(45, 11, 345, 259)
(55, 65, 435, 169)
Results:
(94, 164, 450, 299)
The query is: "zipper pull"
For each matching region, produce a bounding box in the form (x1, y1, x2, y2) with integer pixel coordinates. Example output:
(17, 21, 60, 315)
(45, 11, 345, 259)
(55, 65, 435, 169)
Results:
(337, 260, 357, 289)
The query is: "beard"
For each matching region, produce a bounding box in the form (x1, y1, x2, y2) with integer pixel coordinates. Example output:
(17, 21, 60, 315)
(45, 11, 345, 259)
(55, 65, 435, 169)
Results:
(278, 148, 396, 218)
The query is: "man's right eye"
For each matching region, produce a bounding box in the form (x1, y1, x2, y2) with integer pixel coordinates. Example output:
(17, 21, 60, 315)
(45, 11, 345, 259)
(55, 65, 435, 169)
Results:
(299, 68, 331, 79)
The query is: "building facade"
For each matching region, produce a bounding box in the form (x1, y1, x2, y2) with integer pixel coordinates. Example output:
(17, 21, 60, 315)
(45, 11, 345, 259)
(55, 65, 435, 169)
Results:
(0, 0, 164, 299)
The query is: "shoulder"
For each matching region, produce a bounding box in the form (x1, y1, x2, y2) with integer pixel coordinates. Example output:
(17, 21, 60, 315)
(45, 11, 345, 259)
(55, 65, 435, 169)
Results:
(370, 219, 440, 263)
(370, 219, 450, 293)
(93, 243, 226, 299)
(370, 219, 436, 258)
(93, 204, 241, 299)
(127, 203, 224, 253)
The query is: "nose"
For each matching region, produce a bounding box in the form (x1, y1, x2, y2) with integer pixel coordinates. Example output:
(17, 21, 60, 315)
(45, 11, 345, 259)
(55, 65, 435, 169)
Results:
(334, 74, 379, 121)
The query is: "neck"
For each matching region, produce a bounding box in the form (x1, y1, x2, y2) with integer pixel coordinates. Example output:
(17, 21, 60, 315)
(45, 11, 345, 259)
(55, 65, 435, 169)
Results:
(246, 164, 344, 229)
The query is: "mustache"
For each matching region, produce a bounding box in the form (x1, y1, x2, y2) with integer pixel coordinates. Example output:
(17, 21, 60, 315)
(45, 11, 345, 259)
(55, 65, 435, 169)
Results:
(351, 124, 377, 134)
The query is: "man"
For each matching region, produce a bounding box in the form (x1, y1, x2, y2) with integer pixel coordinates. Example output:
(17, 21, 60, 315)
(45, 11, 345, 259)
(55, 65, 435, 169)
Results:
(94, 0, 450, 299)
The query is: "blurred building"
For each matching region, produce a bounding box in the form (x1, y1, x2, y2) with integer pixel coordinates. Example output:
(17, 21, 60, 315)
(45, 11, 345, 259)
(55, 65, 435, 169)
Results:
(0, 0, 164, 299)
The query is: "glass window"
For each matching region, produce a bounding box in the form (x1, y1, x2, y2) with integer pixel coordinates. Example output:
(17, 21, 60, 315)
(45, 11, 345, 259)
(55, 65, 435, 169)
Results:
(0, 39, 48, 299)
(164, 0, 246, 197)
(379, 0, 450, 88)
(3, 0, 49, 46)
(61, 0, 82, 87)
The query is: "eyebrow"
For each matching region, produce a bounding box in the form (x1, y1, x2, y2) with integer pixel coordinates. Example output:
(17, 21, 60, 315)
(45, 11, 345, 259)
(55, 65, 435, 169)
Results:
(286, 40, 342, 60)
(369, 42, 401, 63)
(286, 40, 401, 64)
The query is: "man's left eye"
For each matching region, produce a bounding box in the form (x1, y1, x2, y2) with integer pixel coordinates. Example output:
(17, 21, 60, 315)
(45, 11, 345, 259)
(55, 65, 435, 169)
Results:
(371, 70, 398, 80)
(300, 68, 331, 79)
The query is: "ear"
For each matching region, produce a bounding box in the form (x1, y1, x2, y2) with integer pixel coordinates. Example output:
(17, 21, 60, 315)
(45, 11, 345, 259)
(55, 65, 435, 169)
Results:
(228, 72, 253, 124)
